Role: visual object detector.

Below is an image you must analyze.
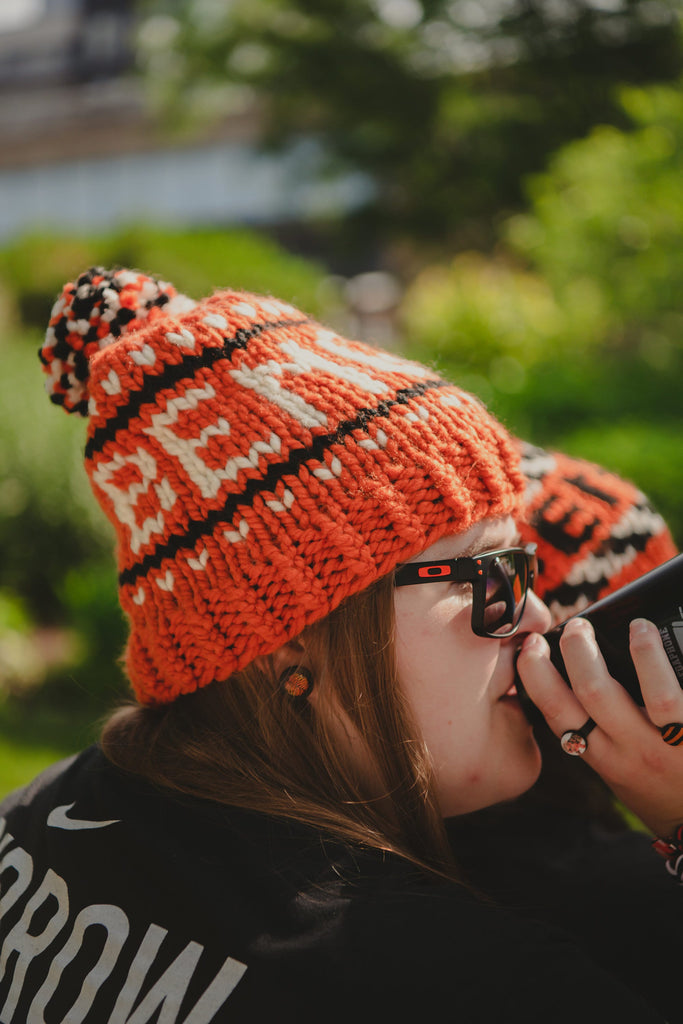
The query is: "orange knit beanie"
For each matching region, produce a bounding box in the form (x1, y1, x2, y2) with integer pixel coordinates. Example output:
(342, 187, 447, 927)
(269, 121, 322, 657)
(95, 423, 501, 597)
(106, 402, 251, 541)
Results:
(40, 267, 524, 704)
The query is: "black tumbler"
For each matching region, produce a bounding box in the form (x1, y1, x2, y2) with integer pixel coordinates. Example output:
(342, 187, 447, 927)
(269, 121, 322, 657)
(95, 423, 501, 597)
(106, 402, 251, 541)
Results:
(531, 554, 683, 706)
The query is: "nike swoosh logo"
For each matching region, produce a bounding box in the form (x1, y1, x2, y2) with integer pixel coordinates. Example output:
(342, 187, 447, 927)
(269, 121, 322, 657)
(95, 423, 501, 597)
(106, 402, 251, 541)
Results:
(47, 803, 120, 831)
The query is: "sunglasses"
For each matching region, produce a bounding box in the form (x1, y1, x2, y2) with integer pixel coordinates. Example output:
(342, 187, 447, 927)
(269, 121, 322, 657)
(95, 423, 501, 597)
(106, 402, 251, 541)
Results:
(394, 543, 537, 639)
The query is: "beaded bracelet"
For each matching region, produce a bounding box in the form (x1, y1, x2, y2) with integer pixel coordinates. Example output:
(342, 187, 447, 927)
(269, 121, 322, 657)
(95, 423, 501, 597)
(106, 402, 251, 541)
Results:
(652, 824, 683, 882)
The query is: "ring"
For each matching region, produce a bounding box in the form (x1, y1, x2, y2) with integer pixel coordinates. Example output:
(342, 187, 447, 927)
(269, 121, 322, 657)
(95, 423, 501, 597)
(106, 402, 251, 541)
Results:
(661, 723, 683, 746)
(560, 718, 596, 756)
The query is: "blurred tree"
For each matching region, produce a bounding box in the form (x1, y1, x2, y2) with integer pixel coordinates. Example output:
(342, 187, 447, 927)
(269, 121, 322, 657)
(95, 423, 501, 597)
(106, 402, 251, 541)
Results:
(507, 81, 683, 340)
(401, 77, 683, 542)
(135, 0, 683, 263)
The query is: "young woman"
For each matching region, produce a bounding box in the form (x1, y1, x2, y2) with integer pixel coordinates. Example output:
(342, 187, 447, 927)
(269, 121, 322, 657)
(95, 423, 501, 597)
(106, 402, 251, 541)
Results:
(0, 267, 681, 1023)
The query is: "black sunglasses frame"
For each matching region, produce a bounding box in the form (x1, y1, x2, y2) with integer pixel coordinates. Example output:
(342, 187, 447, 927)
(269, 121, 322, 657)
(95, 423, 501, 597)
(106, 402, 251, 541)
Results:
(394, 543, 537, 639)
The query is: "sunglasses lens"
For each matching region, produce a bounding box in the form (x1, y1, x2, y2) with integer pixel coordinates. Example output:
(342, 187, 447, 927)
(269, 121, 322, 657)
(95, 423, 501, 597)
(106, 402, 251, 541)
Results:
(481, 551, 529, 637)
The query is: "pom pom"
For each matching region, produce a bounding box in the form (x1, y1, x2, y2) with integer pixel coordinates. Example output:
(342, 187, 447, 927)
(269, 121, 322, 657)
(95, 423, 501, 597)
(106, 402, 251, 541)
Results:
(39, 266, 178, 416)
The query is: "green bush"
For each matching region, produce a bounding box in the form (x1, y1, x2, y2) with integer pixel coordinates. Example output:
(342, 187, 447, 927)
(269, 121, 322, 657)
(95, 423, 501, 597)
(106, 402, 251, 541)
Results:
(0, 224, 328, 332)
(507, 82, 683, 328)
(401, 79, 683, 548)
(0, 334, 113, 618)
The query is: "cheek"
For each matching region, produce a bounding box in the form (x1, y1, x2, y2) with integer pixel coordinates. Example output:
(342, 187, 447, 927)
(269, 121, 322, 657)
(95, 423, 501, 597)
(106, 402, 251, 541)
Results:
(396, 615, 495, 728)
(395, 592, 470, 655)
(394, 595, 503, 756)
(397, 599, 493, 679)
(394, 610, 455, 699)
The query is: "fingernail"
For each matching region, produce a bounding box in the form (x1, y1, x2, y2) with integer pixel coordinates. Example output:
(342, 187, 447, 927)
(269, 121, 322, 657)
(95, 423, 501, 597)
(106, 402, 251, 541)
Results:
(563, 617, 592, 637)
(630, 618, 653, 637)
(523, 632, 547, 653)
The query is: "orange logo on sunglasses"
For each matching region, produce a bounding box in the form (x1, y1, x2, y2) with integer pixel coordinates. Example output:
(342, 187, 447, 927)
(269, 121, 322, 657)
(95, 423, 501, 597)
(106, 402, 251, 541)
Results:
(417, 564, 452, 579)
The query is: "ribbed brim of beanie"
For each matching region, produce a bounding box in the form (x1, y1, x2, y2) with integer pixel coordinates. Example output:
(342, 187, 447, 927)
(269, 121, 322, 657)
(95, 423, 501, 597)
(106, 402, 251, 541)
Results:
(40, 267, 525, 704)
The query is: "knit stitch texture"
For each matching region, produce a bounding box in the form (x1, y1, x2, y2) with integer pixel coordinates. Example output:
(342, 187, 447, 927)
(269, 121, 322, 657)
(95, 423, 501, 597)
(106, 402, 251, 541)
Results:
(40, 267, 525, 704)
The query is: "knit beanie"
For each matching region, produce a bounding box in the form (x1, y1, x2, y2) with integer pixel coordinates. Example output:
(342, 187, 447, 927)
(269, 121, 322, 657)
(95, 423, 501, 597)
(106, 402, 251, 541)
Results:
(40, 266, 525, 705)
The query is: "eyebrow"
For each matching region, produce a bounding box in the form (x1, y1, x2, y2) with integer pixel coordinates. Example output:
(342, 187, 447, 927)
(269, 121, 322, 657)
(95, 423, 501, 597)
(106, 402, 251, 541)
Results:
(410, 532, 523, 564)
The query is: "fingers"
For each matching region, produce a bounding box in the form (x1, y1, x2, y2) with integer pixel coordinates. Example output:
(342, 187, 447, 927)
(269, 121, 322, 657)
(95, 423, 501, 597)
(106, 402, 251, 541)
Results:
(517, 627, 596, 741)
(518, 615, 683, 838)
(629, 618, 683, 731)
(517, 617, 631, 734)
(517, 616, 649, 761)
(557, 618, 640, 734)
(519, 617, 681, 742)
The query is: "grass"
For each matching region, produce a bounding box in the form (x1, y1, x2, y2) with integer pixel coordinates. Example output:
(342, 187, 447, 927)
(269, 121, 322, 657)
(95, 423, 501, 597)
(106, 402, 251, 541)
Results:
(0, 693, 107, 799)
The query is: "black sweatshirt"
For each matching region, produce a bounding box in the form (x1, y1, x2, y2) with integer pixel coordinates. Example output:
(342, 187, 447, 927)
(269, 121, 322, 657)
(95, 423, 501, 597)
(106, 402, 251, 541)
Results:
(0, 745, 678, 1023)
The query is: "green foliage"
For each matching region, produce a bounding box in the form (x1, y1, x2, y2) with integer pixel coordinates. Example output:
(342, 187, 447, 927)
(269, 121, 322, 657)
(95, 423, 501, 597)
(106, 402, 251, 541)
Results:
(507, 81, 683, 332)
(402, 78, 683, 547)
(0, 331, 129, 730)
(0, 685, 103, 798)
(0, 335, 113, 619)
(136, 0, 683, 252)
(0, 224, 328, 330)
(402, 251, 586, 381)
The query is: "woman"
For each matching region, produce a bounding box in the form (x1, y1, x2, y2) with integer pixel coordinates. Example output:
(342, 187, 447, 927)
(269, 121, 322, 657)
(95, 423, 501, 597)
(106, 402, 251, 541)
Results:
(0, 266, 681, 1023)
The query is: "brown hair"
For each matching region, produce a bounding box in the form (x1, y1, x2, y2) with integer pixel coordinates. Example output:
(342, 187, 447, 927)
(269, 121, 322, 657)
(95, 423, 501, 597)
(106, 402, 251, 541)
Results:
(101, 573, 461, 880)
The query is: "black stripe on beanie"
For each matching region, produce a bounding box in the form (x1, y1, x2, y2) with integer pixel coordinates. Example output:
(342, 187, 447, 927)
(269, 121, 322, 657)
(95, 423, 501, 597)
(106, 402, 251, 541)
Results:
(118, 378, 449, 588)
(541, 515, 658, 611)
(532, 500, 601, 556)
(85, 317, 311, 459)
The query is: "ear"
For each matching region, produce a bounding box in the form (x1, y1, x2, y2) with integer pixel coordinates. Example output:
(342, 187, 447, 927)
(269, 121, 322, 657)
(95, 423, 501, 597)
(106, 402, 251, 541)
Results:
(265, 639, 308, 678)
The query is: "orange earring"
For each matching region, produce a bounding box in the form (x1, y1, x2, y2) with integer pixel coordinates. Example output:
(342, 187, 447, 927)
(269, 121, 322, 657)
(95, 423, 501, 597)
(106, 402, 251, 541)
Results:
(279, 666, 314, 705)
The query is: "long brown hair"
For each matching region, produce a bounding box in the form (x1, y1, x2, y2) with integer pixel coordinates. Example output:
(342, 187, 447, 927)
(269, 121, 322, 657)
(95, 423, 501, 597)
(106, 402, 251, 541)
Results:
(101, 573, 461, 879)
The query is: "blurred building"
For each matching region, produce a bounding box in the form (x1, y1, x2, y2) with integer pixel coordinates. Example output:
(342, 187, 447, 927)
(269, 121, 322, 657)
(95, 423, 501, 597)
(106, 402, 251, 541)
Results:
(0, 0, 370, 243)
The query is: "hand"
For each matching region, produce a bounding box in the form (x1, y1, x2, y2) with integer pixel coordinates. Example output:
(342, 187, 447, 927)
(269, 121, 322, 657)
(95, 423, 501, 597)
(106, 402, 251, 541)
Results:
(517, 617, 683, 840)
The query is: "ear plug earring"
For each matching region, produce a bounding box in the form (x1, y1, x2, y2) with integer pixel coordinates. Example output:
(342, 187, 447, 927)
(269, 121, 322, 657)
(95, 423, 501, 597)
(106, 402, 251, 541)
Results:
(279, 666, 314, 705)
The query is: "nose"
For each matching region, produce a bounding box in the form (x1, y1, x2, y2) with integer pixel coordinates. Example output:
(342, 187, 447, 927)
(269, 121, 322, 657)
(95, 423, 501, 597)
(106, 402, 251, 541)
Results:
(519, 590, 552, 635)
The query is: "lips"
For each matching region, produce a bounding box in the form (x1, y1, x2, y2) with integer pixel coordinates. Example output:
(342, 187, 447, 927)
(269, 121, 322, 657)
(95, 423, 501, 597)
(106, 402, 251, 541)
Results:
(497, 682, 520, 703)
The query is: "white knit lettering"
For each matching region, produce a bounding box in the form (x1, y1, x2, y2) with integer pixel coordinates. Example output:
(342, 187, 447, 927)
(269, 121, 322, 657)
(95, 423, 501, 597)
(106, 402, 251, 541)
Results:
(278, 337, 390, 395)
(229, 362, 328, 431)
(312, 328, 430, 379)
(166, 328, 196, 349)
(145, 384, 283, 499)
(91, 448, 172, 555)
